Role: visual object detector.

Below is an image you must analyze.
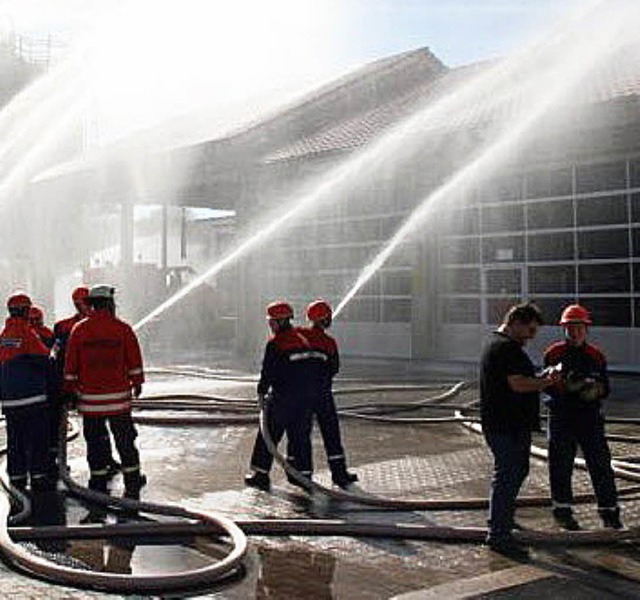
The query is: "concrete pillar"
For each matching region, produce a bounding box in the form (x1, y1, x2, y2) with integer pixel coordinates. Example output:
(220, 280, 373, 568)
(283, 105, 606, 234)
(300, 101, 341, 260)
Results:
(411, 235, 439, 360)
(161, 201, 168, 271)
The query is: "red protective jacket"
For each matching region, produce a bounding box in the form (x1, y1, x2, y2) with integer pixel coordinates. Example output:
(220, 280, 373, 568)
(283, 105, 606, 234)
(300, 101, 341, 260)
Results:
(64, 309, 144, 416)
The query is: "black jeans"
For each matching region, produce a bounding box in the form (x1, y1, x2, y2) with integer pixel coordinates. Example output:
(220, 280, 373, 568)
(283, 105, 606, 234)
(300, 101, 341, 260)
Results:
(485, 429, 532, 541)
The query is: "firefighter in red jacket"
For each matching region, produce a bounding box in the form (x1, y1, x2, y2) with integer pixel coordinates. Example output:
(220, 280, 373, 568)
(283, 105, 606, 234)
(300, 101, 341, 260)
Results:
(50, 286, 119, 481)
(29, 306, 54, 349)
(544, 304, 622, 530)
(0, 293, 52, 492)
(244, 301, 320, 491)
(301, 300, 358, 488)
(64, 284, 146, 499)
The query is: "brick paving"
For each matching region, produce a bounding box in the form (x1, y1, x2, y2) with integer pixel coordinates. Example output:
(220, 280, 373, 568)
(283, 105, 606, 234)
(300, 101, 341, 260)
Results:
(1, 368, 640, 598)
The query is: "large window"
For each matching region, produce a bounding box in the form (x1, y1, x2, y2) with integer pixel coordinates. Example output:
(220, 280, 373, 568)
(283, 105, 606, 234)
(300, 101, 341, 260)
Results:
(482, 204, 524, 233)
(340, 298, 380, 322)
(531, 297, 576, 325)
(578, 230, 629, 260)
(578, 263, 630, 293)
(383, 299, 412, 322)
(382, 270, 412, 296)
(528, 232, 574, 261)
(576, 161, 626, 194)
(482, 235, 524, 263)
(441, 298, 481, 324)
(526, 168, 572, 198)
(576, 195, 628, 227)
(485, 269, 521, 294)
(487, 298, 520, 325)
(579, 298, 631, 327)
(529, 265, 575, 294)
(441, 239, 480, 264)
(527, 199, 573, 230)
(478, 175, 522, 203)
(437, 206, 480, 236)
(441, 268, 481, 293)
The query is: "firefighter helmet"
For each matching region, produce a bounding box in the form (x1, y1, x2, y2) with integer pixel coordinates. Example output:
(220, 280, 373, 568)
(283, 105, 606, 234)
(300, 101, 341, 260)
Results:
(88, 284, 115, 299)
(306, 299, 332, 323)
(29, 306, 44, 324)
(559, 304, 592, 325)
(72, 286, 89, 304)
(266, 301, 293, 320)
(7, 293, 31, 309)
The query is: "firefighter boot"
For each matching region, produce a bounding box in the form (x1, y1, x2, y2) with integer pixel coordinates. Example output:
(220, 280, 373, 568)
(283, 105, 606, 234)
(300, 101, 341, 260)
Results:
(600, 507, 624, 530)
(123, 471, 147, 501)
(244, 471, 271, 492)
(552, 507, 581, 531)
(82, 477, 109, 523)
(330, 458, 358, 489)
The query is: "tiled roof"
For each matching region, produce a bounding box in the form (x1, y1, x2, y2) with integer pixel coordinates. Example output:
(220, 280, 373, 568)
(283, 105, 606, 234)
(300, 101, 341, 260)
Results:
(264, 45, 640, 163)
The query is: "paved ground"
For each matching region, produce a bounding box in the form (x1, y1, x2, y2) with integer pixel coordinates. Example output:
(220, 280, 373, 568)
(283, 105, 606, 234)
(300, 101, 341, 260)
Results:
(2, 362, 640, 598)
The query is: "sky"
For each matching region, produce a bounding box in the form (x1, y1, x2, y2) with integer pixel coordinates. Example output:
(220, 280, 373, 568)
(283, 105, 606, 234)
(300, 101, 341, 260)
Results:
(0, 0, 586, 148)
(0, 0, 582, 67)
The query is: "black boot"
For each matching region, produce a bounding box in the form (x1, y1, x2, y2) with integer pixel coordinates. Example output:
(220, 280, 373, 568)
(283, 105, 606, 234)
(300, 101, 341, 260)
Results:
(600, 507, 624, 530)
(88, 476, 109, 494)
(123, 472, 147, 500)
(330, 459, 358, 489)
(244, 471, 271, 492)
(553, 507, 581, 531)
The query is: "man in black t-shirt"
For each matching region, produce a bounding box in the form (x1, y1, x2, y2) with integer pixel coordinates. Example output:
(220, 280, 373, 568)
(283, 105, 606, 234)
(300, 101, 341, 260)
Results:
(480, 302, 558, 555)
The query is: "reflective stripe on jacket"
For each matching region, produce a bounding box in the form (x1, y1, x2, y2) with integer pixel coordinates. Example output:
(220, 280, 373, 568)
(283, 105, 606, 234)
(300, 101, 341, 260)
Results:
(64, 309, 144, 416)
(0, 317, 50, 411)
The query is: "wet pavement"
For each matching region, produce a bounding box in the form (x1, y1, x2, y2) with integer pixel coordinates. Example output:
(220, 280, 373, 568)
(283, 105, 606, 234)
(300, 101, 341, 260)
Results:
(3, 365, 640, 598)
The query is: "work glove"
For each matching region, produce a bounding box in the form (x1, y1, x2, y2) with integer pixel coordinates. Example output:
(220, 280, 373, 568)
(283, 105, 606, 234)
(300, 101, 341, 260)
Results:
(563, 371, 588, 395)
(579, 379, 605, 403)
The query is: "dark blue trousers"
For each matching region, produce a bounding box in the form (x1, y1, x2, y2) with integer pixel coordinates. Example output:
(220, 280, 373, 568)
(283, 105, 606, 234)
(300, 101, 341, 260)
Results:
(485, 429, 531, 541)
(250, 395, 313, 476)
(548, 407, 617, 510)
(5, 403, 49, 487)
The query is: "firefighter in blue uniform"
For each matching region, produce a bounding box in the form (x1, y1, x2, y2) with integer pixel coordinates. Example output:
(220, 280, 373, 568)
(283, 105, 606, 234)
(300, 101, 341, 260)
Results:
(301, 299, 358, 488)
(0, 293, 52, 492)
(543, 304, 622, 530)
(244, 301, 321, 491)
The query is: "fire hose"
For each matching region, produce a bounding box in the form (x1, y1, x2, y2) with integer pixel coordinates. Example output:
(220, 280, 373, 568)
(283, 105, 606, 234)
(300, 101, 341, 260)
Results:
(0, 376, 639, 595)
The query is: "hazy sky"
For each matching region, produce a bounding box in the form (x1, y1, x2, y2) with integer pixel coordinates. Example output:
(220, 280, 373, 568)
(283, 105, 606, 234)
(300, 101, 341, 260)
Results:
(1, 0, 581, 67)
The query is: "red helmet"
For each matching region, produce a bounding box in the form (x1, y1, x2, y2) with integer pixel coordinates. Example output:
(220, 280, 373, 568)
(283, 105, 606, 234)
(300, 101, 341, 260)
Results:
(72, 286, 90, 304)
(266, 301, 294, 320)
(29, 306, 44, 324)
(7, 293, 31, 309)
(560, 304, 592, 325)
(306, 299, 332, 322)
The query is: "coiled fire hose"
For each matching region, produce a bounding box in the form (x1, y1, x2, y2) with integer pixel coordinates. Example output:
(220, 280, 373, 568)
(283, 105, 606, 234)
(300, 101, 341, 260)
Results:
(0, 407, 248, 594)
(2, 376, 640, 596)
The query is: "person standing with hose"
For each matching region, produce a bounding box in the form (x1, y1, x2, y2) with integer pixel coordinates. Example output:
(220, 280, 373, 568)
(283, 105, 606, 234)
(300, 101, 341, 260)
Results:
(543, 304, 623, 531)
(302, 299, 358, 488)
(64, 284, 146, 501)
(244, 301, 319, 492)
(480, 302, 558, 557)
